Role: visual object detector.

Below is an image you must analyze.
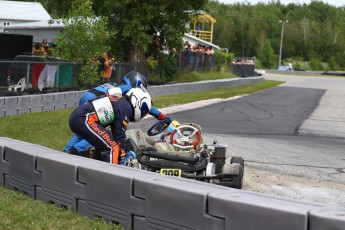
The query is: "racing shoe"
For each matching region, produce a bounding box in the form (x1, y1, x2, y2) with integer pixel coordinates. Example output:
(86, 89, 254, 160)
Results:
(68, 146, 90, 158)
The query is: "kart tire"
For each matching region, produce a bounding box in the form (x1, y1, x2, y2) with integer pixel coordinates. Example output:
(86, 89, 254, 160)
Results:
(222, 163, 244, 189)
(230, 156, 244, 172)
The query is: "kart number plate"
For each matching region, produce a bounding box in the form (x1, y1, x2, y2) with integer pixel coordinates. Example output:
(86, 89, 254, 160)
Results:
(160, 169, 182, 177)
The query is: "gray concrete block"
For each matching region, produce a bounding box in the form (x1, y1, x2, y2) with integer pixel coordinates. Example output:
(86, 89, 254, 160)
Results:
(17, 96, 30, 107)
(41, 94, 54, 107)
(2, 146, 46, 197)
(31, 107, 43, 113)
(54, 104, 66, 110)
(4, 97, 18, 112)
(0, 146, 4, 186)
(53, 93, 66, 104)
(309, 207, 345, 230)
(17, 108, 31, 114)
(28, 95, 43, 112)
(0, 138, 62, 197)
(75, 91, 85, 102)
(77, 165, 154, 229)
(208, 191, 325, 230)
(65, 92, 79, 108)
(42, 105, 54, 112)
(35, 153, 103, 211)
(4, 109, 18, 116)
(133, 175, 229, 230)
(0, 97, 4, 112)
(132, 216, 146, 230)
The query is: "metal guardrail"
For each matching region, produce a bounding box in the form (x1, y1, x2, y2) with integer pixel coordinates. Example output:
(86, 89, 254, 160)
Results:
(0, 137, 344, 230)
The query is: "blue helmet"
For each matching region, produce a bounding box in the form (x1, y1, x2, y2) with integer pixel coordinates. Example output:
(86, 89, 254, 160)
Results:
(122, 71, 148, 89)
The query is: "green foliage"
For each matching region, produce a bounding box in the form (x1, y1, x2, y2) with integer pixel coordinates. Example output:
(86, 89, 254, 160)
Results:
(207, 1, 345, 70)
(162, 56, 177, 82)
(93, 0, 207, 62)
(214, 51, 234, 72)
(293, 62, 301, 70)
(257, 40, 277, 69)
(147, 58, 158, 72)
(328, 57, 340, 71)
(51, 0, 115, 85)
(309, 58, 324, 71)
(78, 61, 100, 87)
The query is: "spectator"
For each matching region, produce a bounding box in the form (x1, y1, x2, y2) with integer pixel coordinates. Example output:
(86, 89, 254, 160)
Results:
(102, 53, 113, 83)
(32, 43, 45, 54)
(288, 62, 293, 71)
(89, 52, 111, 83)
(196, 24, 201, 38)
(206, 46, 214, 55)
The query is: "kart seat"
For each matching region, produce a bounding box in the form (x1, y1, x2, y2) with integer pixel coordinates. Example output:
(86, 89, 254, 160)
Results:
(126, 129, 154, 149)
(126, 128, 176, 152)
(154, 142, 175, 152)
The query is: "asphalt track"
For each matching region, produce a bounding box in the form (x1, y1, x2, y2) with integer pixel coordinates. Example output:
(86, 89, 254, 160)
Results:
(130, 73, 345, 207)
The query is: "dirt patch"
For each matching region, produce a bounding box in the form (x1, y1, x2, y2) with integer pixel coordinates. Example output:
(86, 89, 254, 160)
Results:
(243, 165, 345, 207)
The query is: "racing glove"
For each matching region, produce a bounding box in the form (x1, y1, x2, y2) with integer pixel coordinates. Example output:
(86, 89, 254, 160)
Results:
(156, 112, 168, 120)
(119, 151, 134, 165)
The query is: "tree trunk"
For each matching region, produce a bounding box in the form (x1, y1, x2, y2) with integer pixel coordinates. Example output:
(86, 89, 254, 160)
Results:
(125, 43, 146, 62)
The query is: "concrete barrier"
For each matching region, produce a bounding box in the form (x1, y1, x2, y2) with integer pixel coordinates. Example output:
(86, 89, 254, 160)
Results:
(0, 77, 264, 117)
(0, 137, 344, 230)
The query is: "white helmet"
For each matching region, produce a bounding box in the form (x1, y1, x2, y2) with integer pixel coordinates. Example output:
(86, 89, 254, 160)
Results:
(126, 88, 152, 122)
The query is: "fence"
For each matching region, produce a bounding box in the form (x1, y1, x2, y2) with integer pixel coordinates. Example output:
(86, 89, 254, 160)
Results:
(0, 60, 77, 89)
(0, 53, 246, 91)
(232, 64, 256, 77)
(177, 51, 216, 72)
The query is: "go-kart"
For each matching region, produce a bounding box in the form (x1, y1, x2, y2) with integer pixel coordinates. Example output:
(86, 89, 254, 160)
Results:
(125, 119, 244, 189)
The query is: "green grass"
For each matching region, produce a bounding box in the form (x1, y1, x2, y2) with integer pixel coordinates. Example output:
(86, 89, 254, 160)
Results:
(153, 80, 282, 108)
(175, 71, 238, 82)
(0, 186, 122, 230)
(0, 79, 283, 228)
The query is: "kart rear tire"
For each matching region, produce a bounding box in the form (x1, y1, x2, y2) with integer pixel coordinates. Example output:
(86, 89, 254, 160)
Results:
(222, 163, 244, 189)
(230, 156, 244, 172)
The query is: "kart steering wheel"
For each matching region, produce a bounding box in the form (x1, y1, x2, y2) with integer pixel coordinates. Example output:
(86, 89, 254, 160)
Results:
(170, 125, 201, 150)
(147, 119, 171, 136)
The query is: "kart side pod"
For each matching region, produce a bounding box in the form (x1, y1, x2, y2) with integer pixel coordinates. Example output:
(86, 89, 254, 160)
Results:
(210, 145, 227, 174)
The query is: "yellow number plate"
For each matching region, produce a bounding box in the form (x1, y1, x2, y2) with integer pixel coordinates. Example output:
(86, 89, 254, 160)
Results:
(159, 169, 182, 177)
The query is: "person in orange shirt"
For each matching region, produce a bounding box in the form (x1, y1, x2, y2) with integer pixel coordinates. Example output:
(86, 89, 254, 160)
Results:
(101, 53, 113, 82)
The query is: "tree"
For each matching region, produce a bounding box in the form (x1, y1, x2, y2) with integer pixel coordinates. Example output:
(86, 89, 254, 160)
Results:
(93, 0, 207, 62)
(51, 0, 115, 86)
(257, 40, 276, 69)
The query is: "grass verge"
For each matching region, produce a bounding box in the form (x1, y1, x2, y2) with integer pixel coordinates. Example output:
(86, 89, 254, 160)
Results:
(0, 79, 283, 228)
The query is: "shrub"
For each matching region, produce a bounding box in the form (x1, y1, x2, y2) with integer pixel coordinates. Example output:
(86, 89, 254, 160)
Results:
(214, 51, 234, 72)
